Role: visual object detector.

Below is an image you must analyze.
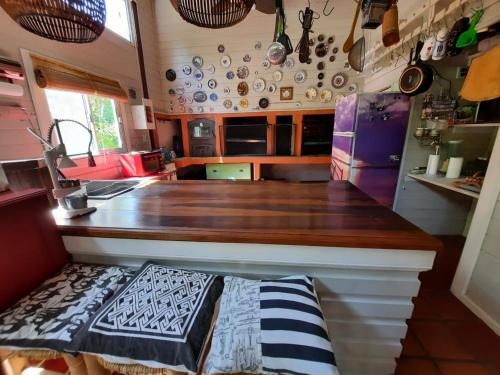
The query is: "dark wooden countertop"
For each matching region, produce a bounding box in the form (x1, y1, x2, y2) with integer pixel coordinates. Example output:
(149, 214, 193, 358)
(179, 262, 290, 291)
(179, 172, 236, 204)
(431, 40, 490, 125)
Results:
(57, 181, 442, 251)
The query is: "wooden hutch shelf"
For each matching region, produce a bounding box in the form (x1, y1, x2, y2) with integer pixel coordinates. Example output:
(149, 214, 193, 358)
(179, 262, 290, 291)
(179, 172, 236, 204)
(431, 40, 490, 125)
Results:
(155, 109, 335, 180)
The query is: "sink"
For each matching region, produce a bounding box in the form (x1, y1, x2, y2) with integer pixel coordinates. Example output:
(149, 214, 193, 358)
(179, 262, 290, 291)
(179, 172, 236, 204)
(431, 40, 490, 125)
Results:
(83, 180, 140, 200)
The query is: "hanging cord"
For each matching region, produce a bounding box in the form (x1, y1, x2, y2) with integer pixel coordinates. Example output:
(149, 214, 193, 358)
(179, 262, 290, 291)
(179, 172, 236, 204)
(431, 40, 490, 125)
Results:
(296, 5, 320, 63)
(323, 0, 334, 16)
(430, 66, 452, 98)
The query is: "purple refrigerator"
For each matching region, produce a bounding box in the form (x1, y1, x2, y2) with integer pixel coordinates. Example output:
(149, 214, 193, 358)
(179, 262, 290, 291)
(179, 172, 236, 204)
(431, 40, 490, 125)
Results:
(331, 93, 410, 207)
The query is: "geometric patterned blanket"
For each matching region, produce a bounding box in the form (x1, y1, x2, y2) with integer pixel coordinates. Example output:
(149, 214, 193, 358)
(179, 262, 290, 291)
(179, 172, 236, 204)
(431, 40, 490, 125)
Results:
(69, 262, 223, 374)
(0, 263, 134, 353)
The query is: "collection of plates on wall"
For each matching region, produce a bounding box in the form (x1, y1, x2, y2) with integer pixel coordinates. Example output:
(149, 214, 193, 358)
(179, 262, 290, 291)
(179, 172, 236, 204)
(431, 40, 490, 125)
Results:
(164, 38, 358, 113)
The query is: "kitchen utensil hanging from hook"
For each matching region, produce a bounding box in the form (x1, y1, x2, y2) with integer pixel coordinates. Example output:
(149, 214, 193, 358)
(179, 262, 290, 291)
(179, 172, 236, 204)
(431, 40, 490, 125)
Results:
(267, 0, 292, 65)
(343, 0, 362, 53)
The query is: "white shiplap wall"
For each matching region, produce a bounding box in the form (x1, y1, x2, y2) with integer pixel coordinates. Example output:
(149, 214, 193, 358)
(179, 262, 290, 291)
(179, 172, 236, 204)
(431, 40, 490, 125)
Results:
(466, 192, 500, 323)
(153, 0, 365, 114)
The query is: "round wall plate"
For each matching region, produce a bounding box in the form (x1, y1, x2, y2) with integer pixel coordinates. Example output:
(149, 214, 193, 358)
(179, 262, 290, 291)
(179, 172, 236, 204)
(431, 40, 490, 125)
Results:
(332, 72, 348, 88)
(305, 87, 318, 100)
(268, 83, 277, 94)
(272, 70, 283, 82)
(320, 89, 333, 103)
(259, 97, 269, 109)
(204, 64, 215, 74)
(178, 95, 186, 104)
(226, 71, 235, 80)
(223, 99, 232, 109)
(237, 81, 249, 96)
(262, 59, 271, 69)
(317, 61, 325, 70)
(315, 43, 329, 58)
(193, 91, 207, 103)
(210, 93, 218, 102)
(328, 36, 335, 44)
(253, 78, 266, 93)
(182, 65, 192, 75)
(255, 41, 262, 50)
(223, 87, 231, 95)
(243, 54, 251, 62)
(184, 81, 192, 88)
(192, 56, 204, 68)
(165, 69, 176, 81)
(218, 44, 225, 53)
(348, 83, 358, 92)
(294, 70, 307, 84)
(194, 69, 204, 81)
(237, 65, 249, 79)
(285, 56, 295, 69)
(220, 55, 231, 68)
(240, 98, 249, 108)
(208, 79, 217, 89)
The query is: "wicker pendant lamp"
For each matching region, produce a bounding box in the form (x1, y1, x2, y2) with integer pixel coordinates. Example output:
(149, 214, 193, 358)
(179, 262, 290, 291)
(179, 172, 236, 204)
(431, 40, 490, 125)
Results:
(171, 0, 254, 29)
(0, 0, 106, 43)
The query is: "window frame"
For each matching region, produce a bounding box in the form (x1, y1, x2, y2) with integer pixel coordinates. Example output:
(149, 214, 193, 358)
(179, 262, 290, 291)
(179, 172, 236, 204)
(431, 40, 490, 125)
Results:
(103, 0, 135, 45)
(20, 49, 131, 162)
(45, 89, 127, 156)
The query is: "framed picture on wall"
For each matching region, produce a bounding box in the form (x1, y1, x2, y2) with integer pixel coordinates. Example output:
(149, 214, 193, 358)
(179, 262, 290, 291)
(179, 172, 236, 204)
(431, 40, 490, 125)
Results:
(280, 86, 294, 100)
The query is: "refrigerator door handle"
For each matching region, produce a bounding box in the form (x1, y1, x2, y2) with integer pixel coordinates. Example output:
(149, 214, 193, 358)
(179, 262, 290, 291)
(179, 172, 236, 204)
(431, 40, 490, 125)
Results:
(333, 131, 355, 136)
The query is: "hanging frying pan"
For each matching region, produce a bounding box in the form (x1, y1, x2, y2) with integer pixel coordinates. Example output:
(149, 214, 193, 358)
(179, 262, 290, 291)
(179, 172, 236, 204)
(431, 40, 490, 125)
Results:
(399, 41, 433, 96)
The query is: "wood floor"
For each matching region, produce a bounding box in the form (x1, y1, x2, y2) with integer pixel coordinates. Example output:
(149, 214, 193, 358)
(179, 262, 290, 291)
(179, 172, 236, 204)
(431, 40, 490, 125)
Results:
(396, 236, 500, 375)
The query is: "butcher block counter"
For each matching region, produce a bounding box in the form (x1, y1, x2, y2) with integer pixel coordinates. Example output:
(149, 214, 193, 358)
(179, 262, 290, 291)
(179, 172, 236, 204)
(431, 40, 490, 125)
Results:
(57, 180, 440, 375)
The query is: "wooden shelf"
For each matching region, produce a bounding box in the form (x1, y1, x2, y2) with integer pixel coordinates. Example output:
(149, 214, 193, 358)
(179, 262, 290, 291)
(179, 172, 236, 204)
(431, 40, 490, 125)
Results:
(175, 156, 330, 168)
(450, 123, 500, 128)
(408, 173, 480, 199)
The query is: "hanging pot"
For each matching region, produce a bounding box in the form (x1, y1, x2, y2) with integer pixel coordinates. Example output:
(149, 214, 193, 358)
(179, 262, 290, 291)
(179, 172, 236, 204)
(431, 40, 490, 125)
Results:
(348, 36, 365, 72)
(399, 41, 433, 96)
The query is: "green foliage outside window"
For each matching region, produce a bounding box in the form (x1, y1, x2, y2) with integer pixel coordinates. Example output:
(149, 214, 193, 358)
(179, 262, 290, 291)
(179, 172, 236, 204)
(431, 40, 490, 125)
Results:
(88, 95, 122, 150)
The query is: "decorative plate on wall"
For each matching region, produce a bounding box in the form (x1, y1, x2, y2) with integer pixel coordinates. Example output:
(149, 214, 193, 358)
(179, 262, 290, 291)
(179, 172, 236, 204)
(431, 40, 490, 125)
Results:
(294, 70, 307, 84)
(223, 99, 232, 109)
(223, 87, 231, 95)
(175, 87, 184, 95)
(330, 55, 336, 62)
(182, 65, 192, 75)
(348, 83, 358, 92)
(237, 65, 249, 79)
(210, 93, 218, 102)
(165, 69, 176, 81)
(320, 89, 333, 103)
(319, 90, 333, 103)
(179, 105, 186, 113)
(259, 97, 269, 109)
(204, 64, 215, 74)
(192, 56, 204, 68)
(262, 59, 271, 69)
(268, 83, 277, 94)
(285, 56, 295, 69)
(243, 54, 251, 62)
(280, 86, 294, 100)
(315, 43, 329, 58)
(318, 72, 325, 80)
(305, 87, 318, 100)
(328, 36, 335, 44)
(218, 44, 225, 53)
(334, 94, 345, 104)
(318, 81, 323, 88)
(226, 71, 235, 80)
(168, 88, 175, 95)
(208, 79, 217, 89)
(252, 78, 266, 93)
(196, 82, 203, 89)
(317, 61, 325, 70)
(194, 69, 204, 81)
(255, 41, 262, 50)
(178, 96, 186, 104)
(239, 98, 249, 108)
(184, 81, 192, 88)
(220, 55, 231, 68)
(272, 70, 283, 82)
(332, 72, 347, 88)
(193, 91, 207, 103)
(237, 81, 249, 96)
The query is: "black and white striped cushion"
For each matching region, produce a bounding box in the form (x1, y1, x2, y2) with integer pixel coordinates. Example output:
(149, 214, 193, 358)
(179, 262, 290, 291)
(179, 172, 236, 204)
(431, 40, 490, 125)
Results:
(203, 275, 338, 375)
(260, 276, 338, 375)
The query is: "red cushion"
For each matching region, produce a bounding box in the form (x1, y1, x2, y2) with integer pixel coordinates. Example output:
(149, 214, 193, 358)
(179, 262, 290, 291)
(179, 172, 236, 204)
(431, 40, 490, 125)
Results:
(0, 189, 69, 311)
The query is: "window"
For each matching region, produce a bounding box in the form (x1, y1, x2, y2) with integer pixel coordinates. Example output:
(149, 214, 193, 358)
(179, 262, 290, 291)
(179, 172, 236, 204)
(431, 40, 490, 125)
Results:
(45, 89, 124, 156)
(105, 0, 132, 42)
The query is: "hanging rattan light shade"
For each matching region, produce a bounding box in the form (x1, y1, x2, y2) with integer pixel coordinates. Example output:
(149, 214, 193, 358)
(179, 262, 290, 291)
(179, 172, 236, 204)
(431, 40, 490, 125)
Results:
(171, 0, 255, 29)
(0, 0, 106, 43)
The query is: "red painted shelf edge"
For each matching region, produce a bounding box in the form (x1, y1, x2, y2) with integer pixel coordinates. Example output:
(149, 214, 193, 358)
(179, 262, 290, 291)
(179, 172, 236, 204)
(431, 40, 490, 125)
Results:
(0, 188, 49, 208)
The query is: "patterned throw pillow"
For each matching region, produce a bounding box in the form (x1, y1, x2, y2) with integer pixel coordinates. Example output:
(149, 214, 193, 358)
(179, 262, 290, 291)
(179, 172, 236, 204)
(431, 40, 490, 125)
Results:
(70, 262, 224, 374)
(0, 263, 134, 353)
(203, 275, 339, 375)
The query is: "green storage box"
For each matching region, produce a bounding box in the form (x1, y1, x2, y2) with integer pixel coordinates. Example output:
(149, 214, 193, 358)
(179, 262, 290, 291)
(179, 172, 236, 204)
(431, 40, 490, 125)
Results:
(206, 163, 251, 180)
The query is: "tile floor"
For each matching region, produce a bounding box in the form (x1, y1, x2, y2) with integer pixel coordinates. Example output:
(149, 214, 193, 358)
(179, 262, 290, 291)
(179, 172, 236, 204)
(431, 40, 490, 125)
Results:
(395, 236, 500, 375)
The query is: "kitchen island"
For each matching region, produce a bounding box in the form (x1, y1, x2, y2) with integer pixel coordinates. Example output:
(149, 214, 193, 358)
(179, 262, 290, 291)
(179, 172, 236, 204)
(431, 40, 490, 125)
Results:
(57, 180, 441, 375)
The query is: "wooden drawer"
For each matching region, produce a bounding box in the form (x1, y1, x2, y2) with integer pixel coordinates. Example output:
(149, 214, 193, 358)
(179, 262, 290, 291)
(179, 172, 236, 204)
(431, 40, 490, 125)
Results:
(206, 163, 251, 180)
